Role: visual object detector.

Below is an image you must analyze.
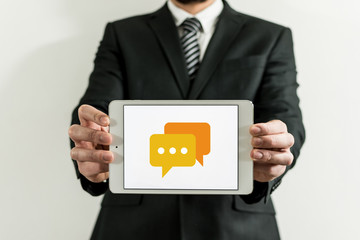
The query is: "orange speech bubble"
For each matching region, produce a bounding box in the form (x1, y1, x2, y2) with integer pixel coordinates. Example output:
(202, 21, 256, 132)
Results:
(150, 134, 196, 177)
(164, 123, 210, 166)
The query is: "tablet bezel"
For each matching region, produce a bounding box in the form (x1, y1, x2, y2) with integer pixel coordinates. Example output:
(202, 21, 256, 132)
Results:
(109, 100, 253, 195)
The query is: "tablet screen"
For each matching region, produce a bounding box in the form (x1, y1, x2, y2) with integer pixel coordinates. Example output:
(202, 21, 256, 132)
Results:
(122, 105, 239, 190)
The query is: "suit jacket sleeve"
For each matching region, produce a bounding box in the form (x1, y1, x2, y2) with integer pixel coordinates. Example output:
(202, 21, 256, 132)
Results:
(242, 27, 305, 204)
(70, 22, 124, 196)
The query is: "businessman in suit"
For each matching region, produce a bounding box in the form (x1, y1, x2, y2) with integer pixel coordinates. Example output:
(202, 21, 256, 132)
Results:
(68, 0, 305, 239)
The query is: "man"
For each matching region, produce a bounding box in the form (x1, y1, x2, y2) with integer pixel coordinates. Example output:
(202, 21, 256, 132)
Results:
(69, 0, 305, 239)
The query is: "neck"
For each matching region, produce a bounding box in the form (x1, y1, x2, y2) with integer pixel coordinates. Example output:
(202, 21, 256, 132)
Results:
(171, 0, 216, 15)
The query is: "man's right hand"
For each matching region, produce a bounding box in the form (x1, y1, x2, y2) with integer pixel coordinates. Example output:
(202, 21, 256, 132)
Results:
(68, 104, 113, 183)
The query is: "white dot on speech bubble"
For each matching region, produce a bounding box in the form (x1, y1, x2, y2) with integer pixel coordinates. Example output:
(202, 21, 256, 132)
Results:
(181, 147, 188, 154)
(158, 147, 165, 154)
(169, 147, 176, 154)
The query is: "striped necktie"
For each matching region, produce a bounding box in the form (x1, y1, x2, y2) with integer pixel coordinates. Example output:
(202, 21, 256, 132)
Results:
(180, 18, 202, 81)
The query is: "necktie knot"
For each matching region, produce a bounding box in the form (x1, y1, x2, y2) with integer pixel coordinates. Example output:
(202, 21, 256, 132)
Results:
(182, 18, 202, 34)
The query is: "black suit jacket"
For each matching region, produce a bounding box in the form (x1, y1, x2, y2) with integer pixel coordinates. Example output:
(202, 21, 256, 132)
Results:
(71, 1, 305, 239)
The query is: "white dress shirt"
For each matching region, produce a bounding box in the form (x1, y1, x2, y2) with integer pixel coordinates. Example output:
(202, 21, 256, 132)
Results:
(167, 0, 224, 61)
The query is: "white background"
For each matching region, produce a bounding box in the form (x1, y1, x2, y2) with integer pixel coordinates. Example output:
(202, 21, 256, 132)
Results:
(123, 105, 238, 189)
(0, 0, 359, 239)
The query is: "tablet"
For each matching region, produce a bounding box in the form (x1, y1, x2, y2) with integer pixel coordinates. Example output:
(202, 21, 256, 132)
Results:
(109, 100, 253, 195)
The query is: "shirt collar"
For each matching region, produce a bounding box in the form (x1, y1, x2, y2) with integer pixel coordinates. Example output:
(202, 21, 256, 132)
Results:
(167, 0, 224, 33)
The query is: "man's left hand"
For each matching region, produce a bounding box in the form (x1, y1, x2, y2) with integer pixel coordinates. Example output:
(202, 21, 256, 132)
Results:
(250, 120, 294, 182)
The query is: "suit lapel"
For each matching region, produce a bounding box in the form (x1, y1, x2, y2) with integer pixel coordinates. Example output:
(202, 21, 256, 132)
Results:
(188, 3, 246, 99)
(148, 5, 189, 99)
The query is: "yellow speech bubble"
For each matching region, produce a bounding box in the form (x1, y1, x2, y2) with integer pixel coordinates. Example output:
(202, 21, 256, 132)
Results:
(150, 134, 196, 177)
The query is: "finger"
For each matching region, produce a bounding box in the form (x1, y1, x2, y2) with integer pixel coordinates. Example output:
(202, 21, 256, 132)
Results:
(252, 132, 294, 149)
(253, 162, 286, 182)
(101, 125, 110, 133)
(78, 104, 110, 127)
(84, 172, 109, 183)
(77, 162, 109, 180)
(71, 147, 114, 163)
(250, 120, 287, 137)
(86, 172, 109, 183)
(68, 124, 112, 145)
(251, 149, 293, 166)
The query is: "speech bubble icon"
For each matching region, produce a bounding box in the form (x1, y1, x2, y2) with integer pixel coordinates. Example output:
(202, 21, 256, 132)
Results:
(164, 123, 210, 166)
(150, 134, 196, 177)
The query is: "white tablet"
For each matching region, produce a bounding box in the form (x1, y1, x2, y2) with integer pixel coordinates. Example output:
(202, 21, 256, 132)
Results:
(109, 100, 253, 195)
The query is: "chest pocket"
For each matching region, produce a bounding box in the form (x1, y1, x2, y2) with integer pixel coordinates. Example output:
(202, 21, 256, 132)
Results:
(207, 56, 267, 99)
(221, 56, 267, 72)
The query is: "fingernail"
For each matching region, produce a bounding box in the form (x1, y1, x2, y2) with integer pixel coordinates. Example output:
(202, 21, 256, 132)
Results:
(100, 116, 109, 125)
(254, 151, 263, 159)
(103, 152, 113, 162)
(100, 134, 111, 143)
(254, 137, 263, 146)
(252, 127, 261, 134)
